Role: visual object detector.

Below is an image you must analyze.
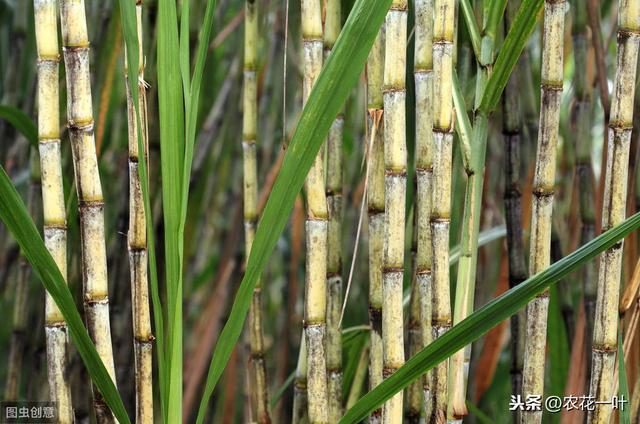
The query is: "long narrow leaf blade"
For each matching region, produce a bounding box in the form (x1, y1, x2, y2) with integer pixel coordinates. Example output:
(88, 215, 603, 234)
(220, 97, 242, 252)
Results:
(341, 212, 640, 423)
(478, 0, 543, 114)
(0, 166, 130, 424)
(619, 325, 631, 424)
(195, 0, 393, 422)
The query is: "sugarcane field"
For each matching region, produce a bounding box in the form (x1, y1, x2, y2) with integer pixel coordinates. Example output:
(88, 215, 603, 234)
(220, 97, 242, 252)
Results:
(2, 0, 640, 422)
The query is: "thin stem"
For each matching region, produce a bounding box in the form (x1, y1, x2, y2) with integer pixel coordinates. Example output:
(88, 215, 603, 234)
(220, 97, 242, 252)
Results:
(589, 1, 640, 422)
(242, 1, 271, 422)
(124, 1, 153, 422)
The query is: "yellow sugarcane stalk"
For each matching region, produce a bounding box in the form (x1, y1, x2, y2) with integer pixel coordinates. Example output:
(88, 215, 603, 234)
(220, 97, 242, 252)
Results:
(366, 25, 385, 424)
(431, 0, 455, 420)
(324, 0, 344, 420)
(59, 0, 117, 421)
(521, 1, 566, 423)
(408, 0, 433, 421)
(588, 1, 640, 422)
(34, 1, 73, 421)
(301, 0, 329, 421)
(381, 1, 408, 422)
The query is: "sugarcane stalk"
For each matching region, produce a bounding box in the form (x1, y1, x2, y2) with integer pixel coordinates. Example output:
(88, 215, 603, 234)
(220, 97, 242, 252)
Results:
(521, 1, 566, 422)
(366, 25, 385, 424)
(431, 0, 455, 420)
(588, 1, 640, 422)
(124, 1, 153, 422)
(408, 0, 434, 421)
(5, 152, 38, 402)
(301, 0, 329, 421)
(381, 2, 407, 422)
(501, 0, 527, 413)
(323, 0, 343, 420)
(34, 1, 73, 421)
(241, 1, 272, 422)
(59, 0, 117, 421)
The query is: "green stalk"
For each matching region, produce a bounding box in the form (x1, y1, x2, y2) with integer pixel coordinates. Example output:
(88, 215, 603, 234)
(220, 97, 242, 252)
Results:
(293, 333, 309, 424)
(59, 0, 117, 421)
(408, 0, 433, 421)
(124, 1, 153, 422)
(301, 0, 330, 421)
(449, 1, 505, 416)
(381, 1, 407, 422)
(32, 1, 73, 421)
(501, 0, 527, 413)
(243, 1, 271, 422)
(522, 1, 566, 422)
(366, 25, 385, 424)
(324, 0, 344, 420)
(589, 1, 640, 422)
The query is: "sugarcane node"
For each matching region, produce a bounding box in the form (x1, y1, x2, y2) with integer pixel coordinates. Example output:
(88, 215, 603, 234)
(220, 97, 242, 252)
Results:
(384, 169, 407, 177)
(383, 367, 399, 378)
(63, 44, 90, 52)
(37, 56, 60, 64)
(44, 222, 68, 230)
(532, 187, 554, 197)
(591, 343, 617, 353)
(389, 2, 408, 11)
(135, 334, 155, 344)
(541, 81, 564, 92)
(84, 296, 109, 305)
(67, 120, 94, 131)
(382, 86, 406, 94)
(617, 28, 640, 40)
(382, 267, 404, 273)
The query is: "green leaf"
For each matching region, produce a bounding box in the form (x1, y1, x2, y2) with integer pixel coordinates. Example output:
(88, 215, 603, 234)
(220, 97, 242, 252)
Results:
(0, 105, 37, 147)
(340, 212, 640, 423)
(479, 0, 543, 115)
(546, 284, 569, 423)
(452, 70, 473, 171)
(619, 325, 631, 424)
(194, 0, 393, 421)
(0, 166, 130, 424)
(460, 0, 481, 59)
(157, 0, 186, 421)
